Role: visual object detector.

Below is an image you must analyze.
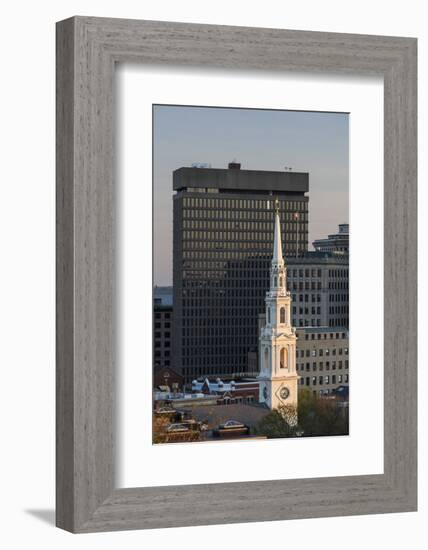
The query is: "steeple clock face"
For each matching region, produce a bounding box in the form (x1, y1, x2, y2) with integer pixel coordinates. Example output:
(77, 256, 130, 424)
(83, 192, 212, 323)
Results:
(279, 386, 290, 400)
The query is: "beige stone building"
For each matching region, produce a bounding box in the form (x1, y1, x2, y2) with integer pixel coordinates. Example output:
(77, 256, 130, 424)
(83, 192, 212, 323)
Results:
(296, 327, 349, 396)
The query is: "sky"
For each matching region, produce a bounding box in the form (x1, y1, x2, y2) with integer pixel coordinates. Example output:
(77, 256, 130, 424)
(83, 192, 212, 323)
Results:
(153, 105, 349, 286)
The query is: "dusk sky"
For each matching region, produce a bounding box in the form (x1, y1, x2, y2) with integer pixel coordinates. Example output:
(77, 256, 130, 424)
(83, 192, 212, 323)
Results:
(153, 105, 349, 286)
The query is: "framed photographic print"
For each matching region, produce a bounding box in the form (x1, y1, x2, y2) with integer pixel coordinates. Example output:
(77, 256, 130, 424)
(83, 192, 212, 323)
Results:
(56, 16, 417, 532)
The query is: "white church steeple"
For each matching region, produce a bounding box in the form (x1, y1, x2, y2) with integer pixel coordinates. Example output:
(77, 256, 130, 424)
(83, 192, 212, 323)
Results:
(258, 199, 299, 418)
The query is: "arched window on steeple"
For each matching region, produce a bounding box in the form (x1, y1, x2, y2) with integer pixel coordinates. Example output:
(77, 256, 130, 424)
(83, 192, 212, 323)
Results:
(280, 307, 286, 324)
(274, 276, 277, 287)
(280, 348, 288, 369)
(279, 276, 283, 287)
(267, 307, 270, 324)
(264, 347, 269, 370)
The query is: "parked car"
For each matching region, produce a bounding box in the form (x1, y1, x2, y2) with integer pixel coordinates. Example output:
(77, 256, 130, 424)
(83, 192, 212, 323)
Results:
(214, 420, 249, 438)
(156, 407, 175, 415)
(166, 423, 190, 433)
(219, 420, 245, 430)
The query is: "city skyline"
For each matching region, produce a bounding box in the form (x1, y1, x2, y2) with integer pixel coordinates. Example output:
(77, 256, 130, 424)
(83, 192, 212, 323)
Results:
(153, 105, 349, 286)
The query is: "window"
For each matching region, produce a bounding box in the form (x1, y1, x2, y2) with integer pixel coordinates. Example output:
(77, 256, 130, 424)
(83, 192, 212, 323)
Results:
(280, 348, 287, 369)
(280, 307, 286, 324)
(324, 376, 330, 384)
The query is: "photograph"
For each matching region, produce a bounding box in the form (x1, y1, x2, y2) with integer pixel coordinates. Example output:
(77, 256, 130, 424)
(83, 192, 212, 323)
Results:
(152, 105, 349, 444)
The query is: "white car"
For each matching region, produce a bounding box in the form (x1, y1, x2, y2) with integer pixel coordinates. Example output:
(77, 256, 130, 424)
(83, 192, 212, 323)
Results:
(167, 423, 190, 433)
(219, 420, 245, 430)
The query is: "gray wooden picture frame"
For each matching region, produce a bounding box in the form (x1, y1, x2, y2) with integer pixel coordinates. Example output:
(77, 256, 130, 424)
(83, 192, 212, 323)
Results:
(56, 16, 417, 533)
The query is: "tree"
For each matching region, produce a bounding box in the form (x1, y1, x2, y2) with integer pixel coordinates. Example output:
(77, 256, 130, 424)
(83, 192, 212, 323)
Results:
(255, 389, 349, 439)
(254, 404, 298, 438)
(297, 388, 348, 436)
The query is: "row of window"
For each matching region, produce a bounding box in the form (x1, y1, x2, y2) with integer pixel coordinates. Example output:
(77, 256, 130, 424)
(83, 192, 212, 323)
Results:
(291, 281, 323, 290)
(182, 225, 306, 237)
(302, 332, 347, 340)
(294, 306, 321, 315)
(300, 374, 349, 386)
(154, 321, 171, 328)
(329, 306, 349, 314)
(182, 197, 308, 211)
(328, 281, 349, 289)
(328, 269, 348, 277)
(328, 294, 348, 302)
(298, 360, 349, 371)
(182, 231, 307, 243)
(297, 346, 348, 357)
(154, 312, 171, 320)
(154, 331, 170, 339)
(289, 268, 323, 278)
(181, 208, 308, 223)
(182, 219, 304, 230)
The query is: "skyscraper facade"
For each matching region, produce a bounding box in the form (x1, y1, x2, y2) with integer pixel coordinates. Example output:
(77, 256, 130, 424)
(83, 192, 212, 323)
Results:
(172, 163, 309, 384)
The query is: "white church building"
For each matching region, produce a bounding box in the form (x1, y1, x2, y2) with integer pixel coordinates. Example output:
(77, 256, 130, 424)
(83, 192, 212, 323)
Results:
(258, 200, 299, 416)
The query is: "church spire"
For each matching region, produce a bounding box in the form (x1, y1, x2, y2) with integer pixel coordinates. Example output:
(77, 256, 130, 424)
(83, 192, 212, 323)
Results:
(273, 199, 284, 266)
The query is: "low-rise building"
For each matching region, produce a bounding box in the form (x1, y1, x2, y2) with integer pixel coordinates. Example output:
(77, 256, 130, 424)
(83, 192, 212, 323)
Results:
(153, 366, 183, 392)
(295, 327, 349, 397)
(313, 223, 349, 254)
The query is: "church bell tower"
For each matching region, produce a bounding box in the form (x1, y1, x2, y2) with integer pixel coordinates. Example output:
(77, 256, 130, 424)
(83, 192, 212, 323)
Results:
(258, 200, 299, 418)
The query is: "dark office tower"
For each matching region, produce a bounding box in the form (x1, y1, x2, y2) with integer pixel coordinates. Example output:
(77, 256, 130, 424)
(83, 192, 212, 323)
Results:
(172, 163, 309, 384)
